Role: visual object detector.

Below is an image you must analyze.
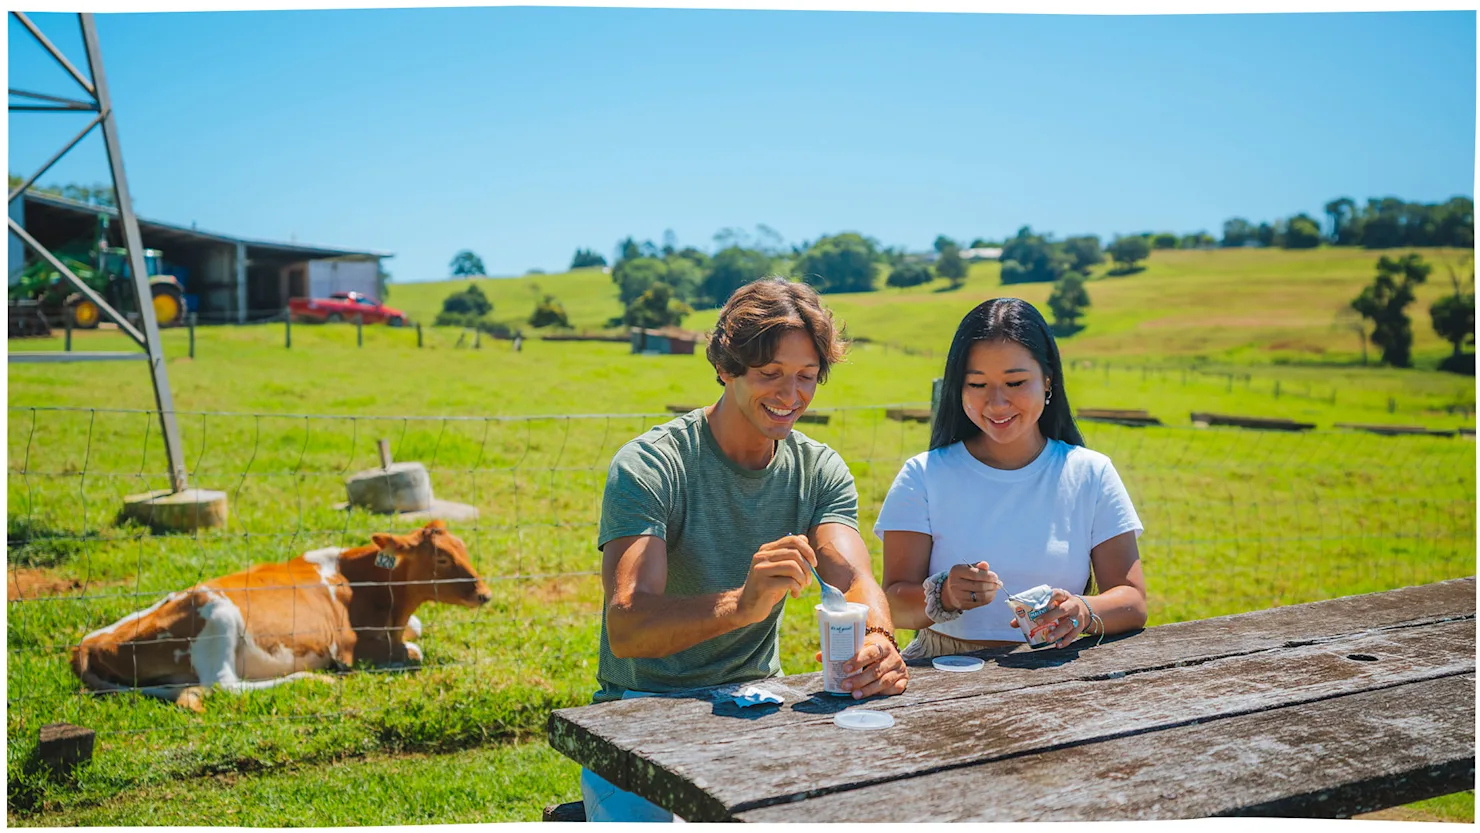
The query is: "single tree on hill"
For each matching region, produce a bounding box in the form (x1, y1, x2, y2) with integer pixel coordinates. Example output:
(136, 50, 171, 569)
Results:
(450, 250, 486, 277)
(1350, 253, 1430, 368)
(1107, 235, 1151, 273)
(936, 244, 968, 289)
(529, 294, 571, 329)
(1430, 255, 1476, 374)
(1282, 214, 1323, 249)
(702, 246, 774, 307)
(1324, 197, 1358, 245)
(887, 262, 933, 289)
(1047, 273, 1091, 333)
(1063, 235, 1103, 273)
(435, 283, 493, 329)
(999, 227, 1071, 284)
(611, 257, 668, 306)
(624, 282, 692, 330)
(795, 233, 879, 293)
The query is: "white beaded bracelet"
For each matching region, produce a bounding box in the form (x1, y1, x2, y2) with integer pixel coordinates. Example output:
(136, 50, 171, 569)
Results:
(923, 570, 963, 623)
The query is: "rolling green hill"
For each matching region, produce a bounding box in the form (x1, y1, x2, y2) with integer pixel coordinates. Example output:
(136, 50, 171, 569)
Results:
(393, 246, 1473, 370)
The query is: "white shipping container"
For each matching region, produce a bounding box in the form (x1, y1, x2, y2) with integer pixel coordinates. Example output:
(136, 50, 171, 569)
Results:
(307, 258, 379, 299)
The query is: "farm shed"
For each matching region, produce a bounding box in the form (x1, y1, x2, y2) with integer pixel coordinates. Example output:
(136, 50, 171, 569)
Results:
(8, 191, 391, 323)
(630, 326, 703, 355)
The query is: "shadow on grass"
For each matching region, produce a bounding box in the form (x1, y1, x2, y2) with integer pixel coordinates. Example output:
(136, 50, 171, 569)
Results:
(1438, 353, 1475, 376)
(5, 515, 95, 568)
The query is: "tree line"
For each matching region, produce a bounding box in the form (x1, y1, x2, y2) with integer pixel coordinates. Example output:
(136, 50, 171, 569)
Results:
(7, 174, 116, 207)
(1223, 196, 1473, 250)
(438, 193, 1473, 355)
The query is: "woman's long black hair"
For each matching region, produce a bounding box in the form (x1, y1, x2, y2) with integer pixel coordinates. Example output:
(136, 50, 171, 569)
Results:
(929, 298, 1084, 451)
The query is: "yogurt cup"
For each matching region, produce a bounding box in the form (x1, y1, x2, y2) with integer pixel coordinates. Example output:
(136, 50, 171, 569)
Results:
(816, 601, 869, 695)
(1007, 584, 1056, 649)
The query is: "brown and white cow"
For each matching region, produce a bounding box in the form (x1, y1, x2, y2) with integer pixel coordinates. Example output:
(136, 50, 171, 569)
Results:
(71, 520, 490, 711)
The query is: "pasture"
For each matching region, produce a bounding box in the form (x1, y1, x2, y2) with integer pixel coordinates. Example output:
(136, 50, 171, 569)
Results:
(7, 247, 1476, 824)
(393, 246, 1475, 370)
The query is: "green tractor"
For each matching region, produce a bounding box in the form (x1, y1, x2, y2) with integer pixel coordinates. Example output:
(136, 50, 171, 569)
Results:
(9, 227, 186, 332)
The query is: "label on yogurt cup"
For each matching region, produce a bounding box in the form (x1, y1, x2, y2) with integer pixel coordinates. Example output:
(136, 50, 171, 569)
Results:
(1007, 584, 1056, 648)
(816, 602, 869, 695)
(828, 622, 857, 661)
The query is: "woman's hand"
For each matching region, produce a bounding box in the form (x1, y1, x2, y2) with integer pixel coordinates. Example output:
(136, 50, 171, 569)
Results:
(940, 561, 1002, 612)
(1017, 588, 1090, 649)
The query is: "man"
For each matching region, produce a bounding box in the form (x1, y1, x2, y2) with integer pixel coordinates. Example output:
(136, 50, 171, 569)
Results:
(585, 277, 908, 822)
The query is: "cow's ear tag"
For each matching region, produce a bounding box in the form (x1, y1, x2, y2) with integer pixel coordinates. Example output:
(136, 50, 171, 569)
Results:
(375, 550, 397, 570)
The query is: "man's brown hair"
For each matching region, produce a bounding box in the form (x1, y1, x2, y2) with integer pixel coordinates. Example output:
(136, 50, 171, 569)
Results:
(706, 277, 847, 386)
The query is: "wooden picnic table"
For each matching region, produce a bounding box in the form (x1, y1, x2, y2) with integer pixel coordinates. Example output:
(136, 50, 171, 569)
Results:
(547, 578, 1475, 822)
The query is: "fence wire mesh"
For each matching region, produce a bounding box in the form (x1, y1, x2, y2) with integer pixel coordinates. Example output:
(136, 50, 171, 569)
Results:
(6, 404, 1475, 768)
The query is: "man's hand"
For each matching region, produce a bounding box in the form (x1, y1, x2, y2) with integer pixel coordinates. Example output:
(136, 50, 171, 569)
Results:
(835, 631, 908, 699)
(736, 535, 816, 625)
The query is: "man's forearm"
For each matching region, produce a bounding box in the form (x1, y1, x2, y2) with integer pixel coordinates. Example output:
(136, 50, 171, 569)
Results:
(840, 572, 895, 635)
(606, 588, 756, 658)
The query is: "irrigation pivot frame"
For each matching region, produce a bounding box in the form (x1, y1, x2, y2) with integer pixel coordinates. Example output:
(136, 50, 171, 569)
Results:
(8, 12, 187, 493)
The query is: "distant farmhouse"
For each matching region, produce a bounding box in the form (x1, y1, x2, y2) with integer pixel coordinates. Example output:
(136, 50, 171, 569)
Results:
(8, 192, 392, 323)
(630, 326, 704, 355)
(959, 247, 1003, 261)
(914, 246, 1002, 263)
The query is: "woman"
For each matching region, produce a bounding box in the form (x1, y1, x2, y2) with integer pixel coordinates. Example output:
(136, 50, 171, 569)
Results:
(876, 298, 1147, 659)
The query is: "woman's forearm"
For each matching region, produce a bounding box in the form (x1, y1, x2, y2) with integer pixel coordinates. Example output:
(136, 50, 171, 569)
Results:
(885, 581, 934, 631)
(1083, 585, 1147, 635)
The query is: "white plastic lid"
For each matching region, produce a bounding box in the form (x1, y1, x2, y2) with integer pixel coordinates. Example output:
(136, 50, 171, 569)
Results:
(932, 655, 985, 672)
(834, 709, 895, 731)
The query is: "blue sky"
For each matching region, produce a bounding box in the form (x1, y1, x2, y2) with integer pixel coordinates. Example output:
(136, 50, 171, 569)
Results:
(8, 8, 1475, 282)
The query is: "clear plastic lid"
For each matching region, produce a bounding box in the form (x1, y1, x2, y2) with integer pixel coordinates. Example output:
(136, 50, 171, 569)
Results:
(932, 655, 985, 672)
(834, 708, 895, 731)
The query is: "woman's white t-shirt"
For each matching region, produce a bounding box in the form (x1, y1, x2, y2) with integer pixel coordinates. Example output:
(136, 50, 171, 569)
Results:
(873, 439, 1143, 642)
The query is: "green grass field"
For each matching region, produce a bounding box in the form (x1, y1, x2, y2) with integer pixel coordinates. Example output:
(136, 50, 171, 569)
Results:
(395, 246, 1473, 370)
(8, 244, 1475, 824)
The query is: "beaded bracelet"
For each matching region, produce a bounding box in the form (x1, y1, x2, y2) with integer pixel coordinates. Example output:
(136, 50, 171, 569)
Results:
(923, 570, 963, 623)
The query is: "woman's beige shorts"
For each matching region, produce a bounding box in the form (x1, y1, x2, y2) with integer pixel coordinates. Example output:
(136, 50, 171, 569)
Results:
(900, 627, 1016, 661)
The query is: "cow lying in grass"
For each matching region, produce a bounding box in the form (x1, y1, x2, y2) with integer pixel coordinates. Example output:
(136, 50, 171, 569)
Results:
(71, 520, 490, 711)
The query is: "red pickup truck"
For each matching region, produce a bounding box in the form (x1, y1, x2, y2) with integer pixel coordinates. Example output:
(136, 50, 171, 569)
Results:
(289, 292, 408, 326)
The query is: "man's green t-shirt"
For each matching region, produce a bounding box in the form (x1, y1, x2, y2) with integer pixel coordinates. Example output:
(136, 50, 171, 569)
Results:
(594, 408, 859, 702)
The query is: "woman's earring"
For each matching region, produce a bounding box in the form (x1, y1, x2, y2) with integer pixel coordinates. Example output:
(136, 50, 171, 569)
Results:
(1045, 389, 1053, 405)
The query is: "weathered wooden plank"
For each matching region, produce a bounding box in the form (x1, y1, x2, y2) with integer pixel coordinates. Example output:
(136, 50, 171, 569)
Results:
(1334, 422, 1459, 438)
(1078, 408, 1162, 427)
(735, 675, 1476, 822)
(885, 408, 931, 423)
(1190, 412, 1315, 431)
(554, 619, 1473, 821)
(550, 579, 1475, 750)
(1079, 408, 1153, 418)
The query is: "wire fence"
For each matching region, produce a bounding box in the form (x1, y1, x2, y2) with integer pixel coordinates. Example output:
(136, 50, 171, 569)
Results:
(6, 404, 1475, 774)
